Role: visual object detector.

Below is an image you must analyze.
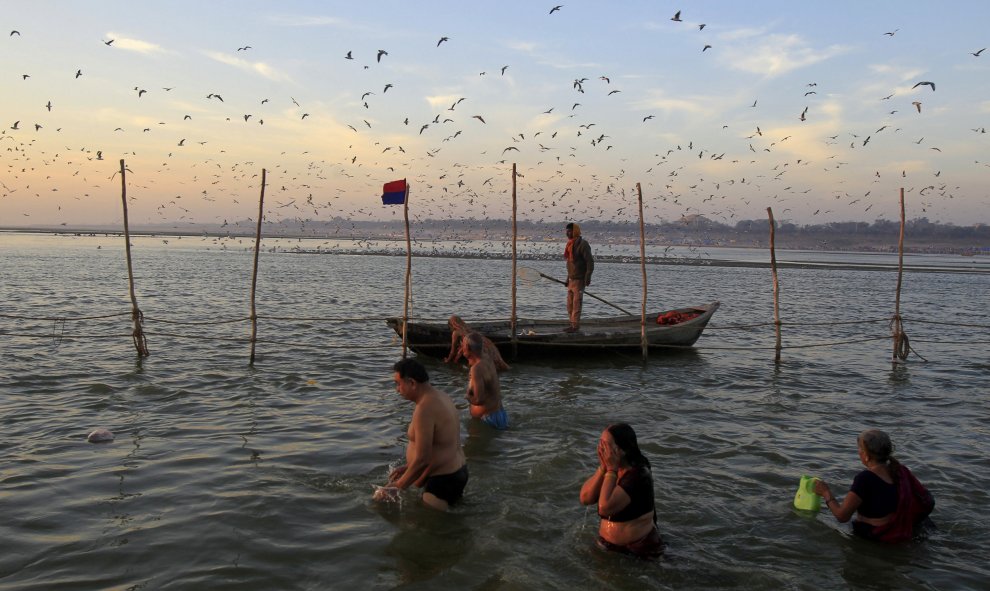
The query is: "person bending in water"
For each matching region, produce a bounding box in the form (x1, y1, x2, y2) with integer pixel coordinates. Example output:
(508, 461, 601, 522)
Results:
(463, 332, 508, 430)
(815, 428, 934, 543)
(375, 358, 468, 510)
(443, 314, 510, 371)
(580, 423, 663, 558)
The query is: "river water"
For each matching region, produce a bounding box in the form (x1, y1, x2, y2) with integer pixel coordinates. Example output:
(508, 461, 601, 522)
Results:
(1, 232, 988, 590)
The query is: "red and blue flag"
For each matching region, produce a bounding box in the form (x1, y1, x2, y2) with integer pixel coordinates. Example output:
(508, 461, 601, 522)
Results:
(381, 179, 407, 205)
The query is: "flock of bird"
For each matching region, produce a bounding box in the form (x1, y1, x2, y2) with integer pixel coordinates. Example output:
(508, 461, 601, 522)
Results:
(2, 6, 988, 244)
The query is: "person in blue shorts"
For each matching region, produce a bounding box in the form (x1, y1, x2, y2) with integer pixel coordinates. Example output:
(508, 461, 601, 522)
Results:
(463, 332, 508, 430)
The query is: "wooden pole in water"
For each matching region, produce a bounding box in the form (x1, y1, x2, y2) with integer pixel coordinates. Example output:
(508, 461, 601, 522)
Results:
(120, 159, 149, 357)
(636, 183, 648, 360)
(401, 180, 412, 358)
(249, 168, 266, 366)
(120, 158, 151, 357)
(510, 163, 518, 359)
(767, 207, 781, 364)
(892, 188, 906, 365)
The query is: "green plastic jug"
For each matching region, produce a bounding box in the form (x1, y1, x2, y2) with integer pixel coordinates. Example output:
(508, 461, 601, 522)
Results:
(793, 474, 821, 511)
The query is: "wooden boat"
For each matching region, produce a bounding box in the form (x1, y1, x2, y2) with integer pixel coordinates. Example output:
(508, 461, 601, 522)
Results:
(386, 302, 719, 358)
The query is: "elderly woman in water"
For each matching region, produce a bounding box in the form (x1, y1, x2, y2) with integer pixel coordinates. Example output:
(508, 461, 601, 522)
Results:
(579, 423, 663, 558)
(815, 428, 934, 543)
(443, 315, 509, 371)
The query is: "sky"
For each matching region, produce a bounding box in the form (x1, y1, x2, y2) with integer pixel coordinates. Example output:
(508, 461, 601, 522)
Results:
(2, 1, 989, 230)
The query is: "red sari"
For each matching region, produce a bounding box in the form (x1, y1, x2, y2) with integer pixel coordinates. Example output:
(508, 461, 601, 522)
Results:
(868, 465, 935, 543)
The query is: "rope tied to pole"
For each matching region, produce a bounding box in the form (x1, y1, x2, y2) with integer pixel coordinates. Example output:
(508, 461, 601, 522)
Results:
(889, 314, 908, 361)
(889, 314, 927, 362)
(131, 308, 150, 357)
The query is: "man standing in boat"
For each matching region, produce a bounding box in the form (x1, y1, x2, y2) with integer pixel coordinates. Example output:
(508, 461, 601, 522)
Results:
(376, 358, 468, 510)
(564, 222, 595, 333)
(463, 332, 508, 429)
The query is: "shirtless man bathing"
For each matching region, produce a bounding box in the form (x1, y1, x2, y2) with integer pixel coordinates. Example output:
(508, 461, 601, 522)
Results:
(463, 332, 509, 430)
(375, 358, 468, 510)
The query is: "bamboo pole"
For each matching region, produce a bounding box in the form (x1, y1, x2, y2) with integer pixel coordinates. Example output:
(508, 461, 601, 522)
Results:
(401, 180, 412, 358)
(636, 183, 648, 360)
(767, 207, 781, 363)
(249, 168, 266, 365)
(119, 159, 149, 357)
(892, 188, 906, 365)
(510, 163, 518, 359)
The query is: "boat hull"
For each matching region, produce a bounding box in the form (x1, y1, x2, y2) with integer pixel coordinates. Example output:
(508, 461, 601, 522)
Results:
(386, 302, 719, 358)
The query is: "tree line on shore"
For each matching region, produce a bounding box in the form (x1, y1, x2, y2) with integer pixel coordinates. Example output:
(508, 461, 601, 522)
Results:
(11, 215, 988, 252)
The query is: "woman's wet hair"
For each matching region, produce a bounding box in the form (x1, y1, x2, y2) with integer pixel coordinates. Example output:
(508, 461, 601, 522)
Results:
(859, 428, 902, 484)
(607, 423, 650, 469)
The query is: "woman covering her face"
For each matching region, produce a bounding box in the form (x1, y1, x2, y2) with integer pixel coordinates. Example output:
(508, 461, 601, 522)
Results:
(579, 423, 664, 558)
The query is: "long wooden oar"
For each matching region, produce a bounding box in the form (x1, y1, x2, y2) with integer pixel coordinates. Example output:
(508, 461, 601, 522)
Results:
(518, 267, 634, 316)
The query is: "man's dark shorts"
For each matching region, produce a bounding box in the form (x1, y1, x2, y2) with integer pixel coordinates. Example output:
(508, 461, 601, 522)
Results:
(423, 464, 469, 505)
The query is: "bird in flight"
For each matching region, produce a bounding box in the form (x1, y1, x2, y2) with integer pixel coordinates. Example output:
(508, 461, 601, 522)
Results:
(103, 39, 114, 46)
(702, 44, 712, 52)
(75, 69, 82, 78)
(501, 65, 509, 75)
(643, 115, 655, 122)
(10, 30, 21, 36)
(549, 5, 563, 14)
(377, 49, 388, 62)
(471, 115, 486, 123)
(237, 46, 252, 51)
(345, 50, 353, 60)
(671, 10, 682, 22)
(437, 37, 449, 47)
(799, 106, 808, 121)
(912, 101, 922, 113)
(972, 48, 986, 57)
(884, 29, 899, 36)
(912, 81, 935, 91)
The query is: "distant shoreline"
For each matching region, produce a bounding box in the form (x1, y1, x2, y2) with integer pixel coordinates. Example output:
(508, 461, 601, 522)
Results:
(2, 228, 984, 274)
(2, 224, 987, 256)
